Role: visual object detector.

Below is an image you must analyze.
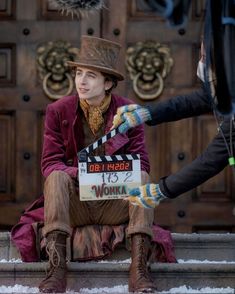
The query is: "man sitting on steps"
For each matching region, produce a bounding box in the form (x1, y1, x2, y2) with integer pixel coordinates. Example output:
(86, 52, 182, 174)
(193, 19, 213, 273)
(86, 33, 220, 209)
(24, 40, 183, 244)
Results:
(38, 35, 157, 293)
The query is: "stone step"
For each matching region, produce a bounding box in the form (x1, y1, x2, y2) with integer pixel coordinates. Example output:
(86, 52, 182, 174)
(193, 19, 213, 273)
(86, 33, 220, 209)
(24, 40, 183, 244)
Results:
(173, 233, 235, 261)
(106, 233, 235, 262)
(0, 261, 235, 292)
(1, 232, 235, 292)
(2, 232, 235, 261)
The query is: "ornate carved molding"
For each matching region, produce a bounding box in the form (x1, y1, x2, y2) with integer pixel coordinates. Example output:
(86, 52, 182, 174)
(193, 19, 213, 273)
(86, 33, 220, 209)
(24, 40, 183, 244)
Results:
(37, 40, 79, 100)
(126, 40, 173, 100)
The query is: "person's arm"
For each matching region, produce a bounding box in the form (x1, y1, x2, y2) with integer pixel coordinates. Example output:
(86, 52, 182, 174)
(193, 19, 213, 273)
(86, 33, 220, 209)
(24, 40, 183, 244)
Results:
(147, 86, 212, 126)
(128, 118, 231, 207)
(159, 120, 230, 198)
(41, 104, 78, 179)
(112, 85, 212, 133)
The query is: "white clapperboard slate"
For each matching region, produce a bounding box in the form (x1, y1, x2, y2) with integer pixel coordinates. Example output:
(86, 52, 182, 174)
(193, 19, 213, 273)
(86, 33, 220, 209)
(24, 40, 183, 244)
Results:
(78, 128, 141, 201)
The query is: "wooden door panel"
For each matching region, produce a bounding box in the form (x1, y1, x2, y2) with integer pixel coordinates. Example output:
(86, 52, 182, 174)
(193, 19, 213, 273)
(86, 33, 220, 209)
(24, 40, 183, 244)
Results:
(15, 111, 39, 202)
(0, 0, 16, 20)
(0, 43, 16, 86)
(0, 0, 101, 229)
(0, 112, 15, 201)
(196, 116, 232, 201)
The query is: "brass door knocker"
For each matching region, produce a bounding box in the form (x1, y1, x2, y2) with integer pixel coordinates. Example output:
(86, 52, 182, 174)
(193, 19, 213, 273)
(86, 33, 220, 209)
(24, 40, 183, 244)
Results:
(42, 72, 74, 100)
(126, 41, 173, 100)
(37, 40, 79, 100)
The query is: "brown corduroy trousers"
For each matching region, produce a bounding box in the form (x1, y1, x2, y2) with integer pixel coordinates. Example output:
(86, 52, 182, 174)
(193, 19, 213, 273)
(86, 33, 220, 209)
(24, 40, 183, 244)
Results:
(42, 170, 154, 239)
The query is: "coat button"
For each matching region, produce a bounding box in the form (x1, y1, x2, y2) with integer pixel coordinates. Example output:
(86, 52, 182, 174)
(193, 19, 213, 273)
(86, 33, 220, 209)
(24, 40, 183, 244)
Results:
(62, 120, 68, 126)
(66, 159, 73, 166)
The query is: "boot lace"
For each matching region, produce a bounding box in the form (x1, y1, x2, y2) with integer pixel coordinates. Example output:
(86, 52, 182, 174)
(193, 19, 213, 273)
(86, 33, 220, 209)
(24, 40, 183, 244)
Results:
(46, 239, 60, 268)
(137, 238, 151, 281)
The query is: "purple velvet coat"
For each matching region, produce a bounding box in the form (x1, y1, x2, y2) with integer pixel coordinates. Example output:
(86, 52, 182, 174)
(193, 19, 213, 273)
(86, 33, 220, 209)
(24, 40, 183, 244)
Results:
(41, 93, 150, 178)
(11, 93, 159, 262)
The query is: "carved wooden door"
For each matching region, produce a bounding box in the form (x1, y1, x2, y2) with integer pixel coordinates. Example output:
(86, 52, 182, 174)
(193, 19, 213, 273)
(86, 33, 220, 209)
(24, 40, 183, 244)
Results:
(101, 0, 235, 233)
(0, 0, 235, 232)
(0, 0, 101, 229)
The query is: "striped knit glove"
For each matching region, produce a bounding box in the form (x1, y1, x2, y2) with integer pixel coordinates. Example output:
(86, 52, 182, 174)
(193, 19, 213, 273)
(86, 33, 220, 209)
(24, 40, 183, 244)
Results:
(128, 183, 167, 209)
(112, 104, 152, 133)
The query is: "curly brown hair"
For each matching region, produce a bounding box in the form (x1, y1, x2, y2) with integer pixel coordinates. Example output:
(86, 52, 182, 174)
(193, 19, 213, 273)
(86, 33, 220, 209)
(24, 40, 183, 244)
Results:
(103, 73, 118, 95)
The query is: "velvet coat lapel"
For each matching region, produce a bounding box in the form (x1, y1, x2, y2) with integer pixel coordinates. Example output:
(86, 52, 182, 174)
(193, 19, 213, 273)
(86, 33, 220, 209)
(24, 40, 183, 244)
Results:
(41, 93, 150, 179)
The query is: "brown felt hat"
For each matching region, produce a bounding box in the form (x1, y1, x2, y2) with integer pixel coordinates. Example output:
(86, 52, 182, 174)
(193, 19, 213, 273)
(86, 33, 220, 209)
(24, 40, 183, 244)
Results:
(67, 35, 124, 81)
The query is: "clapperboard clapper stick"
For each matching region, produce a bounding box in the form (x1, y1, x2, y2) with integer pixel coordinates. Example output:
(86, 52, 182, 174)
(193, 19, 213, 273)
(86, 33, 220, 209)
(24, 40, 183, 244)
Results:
(78, 128, 120, 161)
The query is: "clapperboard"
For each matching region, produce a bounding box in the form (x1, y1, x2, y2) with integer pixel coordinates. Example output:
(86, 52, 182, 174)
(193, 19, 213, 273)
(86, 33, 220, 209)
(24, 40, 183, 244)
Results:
(78, 128, 141, 201)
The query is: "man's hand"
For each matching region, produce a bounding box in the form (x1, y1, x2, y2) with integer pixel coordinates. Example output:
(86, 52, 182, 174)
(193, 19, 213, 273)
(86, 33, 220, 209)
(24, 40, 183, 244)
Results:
(128, 183, 167, 209)
(112, 104, 152, 133)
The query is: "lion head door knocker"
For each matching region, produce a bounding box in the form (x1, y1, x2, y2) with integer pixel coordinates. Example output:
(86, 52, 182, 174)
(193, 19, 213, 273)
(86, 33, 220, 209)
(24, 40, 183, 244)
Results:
(37, 40, 79, 100)
(126, 41, 173, 100)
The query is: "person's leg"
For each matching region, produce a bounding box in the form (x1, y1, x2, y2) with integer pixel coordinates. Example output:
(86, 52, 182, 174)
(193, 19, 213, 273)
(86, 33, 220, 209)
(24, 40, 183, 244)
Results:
(92, 198, 129, 225)
(42, 171, 92, 237)
(39, 230, 67, 293)
(88, 188, 156, 293)
(126, 170, 154, 238)
(91, 197, 156, 293)
(40, 170, 91, 293)
(127, 171, 157, 293)
(127, 204, 157, 293)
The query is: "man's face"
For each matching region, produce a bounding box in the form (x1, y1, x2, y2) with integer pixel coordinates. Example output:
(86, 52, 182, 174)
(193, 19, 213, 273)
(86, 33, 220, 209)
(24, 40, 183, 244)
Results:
(75, 67, 111, 105)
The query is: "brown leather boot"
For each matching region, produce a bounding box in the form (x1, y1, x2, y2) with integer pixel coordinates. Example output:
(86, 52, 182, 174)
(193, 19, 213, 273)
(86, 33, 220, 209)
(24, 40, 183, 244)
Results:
(129, 233, 157, 293)
(39, 231, 68, 293)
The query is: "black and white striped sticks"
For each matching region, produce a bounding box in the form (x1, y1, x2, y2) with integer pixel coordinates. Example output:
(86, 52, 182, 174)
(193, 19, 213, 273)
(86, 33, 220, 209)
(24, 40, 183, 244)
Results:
(78, 128, 119, 162)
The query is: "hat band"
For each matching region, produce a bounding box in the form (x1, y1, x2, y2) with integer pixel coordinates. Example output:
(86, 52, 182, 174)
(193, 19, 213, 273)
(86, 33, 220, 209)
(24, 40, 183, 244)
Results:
(75, 58, 116, 69)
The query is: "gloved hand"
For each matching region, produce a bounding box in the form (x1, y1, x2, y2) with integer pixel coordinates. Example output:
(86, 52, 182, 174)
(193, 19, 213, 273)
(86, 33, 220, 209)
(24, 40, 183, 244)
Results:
(112, 104, 152, 133)
(128, 183, 167, 209)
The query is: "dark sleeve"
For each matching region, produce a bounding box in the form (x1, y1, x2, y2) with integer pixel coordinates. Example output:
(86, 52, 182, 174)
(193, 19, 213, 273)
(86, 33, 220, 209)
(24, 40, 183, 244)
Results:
(159, 119, 231, 198)
(146, 86, 212, 126)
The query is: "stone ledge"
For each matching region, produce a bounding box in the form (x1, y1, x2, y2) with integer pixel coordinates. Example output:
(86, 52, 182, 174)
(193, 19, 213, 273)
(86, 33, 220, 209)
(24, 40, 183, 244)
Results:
(173, 232, 235, 244)
(3, 233, 235, 261)
(1, 262, 235, 291)
(0, 261, 234, 272)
